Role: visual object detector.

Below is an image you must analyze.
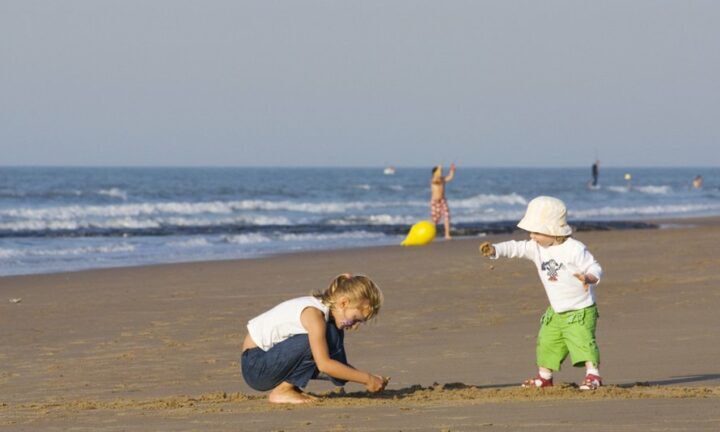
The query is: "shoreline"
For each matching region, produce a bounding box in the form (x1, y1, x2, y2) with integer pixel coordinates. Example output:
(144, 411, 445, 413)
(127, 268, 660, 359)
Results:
(2, 215, 717, 280)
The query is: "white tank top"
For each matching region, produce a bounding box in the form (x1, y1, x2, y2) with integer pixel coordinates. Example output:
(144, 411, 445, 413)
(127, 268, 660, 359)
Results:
(246, 296, 330, 351)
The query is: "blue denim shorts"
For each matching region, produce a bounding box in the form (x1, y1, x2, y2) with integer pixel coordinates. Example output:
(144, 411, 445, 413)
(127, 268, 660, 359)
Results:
(241, 320, 348, 391)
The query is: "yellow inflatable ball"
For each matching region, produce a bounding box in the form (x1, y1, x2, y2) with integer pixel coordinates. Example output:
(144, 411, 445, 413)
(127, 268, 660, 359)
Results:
(401, 220, 436, 246)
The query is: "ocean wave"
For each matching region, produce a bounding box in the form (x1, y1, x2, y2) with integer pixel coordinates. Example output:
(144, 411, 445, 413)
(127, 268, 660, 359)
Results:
(167, 238, 211, 248)
(607, 185, 671, 194)
(98, 188, 128, 200)
(0, 218, 160, 232)
(452, 210, 526, 223)
(0, 214, 294, 233)
(223, 233, 272, 244)
(570, 203, 720, 218)
(327, 214, 416, 225)
(0, 243, 135, 258)
(0, 199, 399, 220)
(607, 186, 630, 193)
(221, 231, 389, 245)
(0, 248, 19, 258)
(452, 193, 528, 208)
(159, 215, 292, 227)
(0, 189, 83, 198)
(278, 231, 388, 242)
(633, 185, 672, 194)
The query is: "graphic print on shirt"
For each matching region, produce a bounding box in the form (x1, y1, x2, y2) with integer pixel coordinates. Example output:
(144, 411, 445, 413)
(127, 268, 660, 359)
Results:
(541, 259, 564, 282)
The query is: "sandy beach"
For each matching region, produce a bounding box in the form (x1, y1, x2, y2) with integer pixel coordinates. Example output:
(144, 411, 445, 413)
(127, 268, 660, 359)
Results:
(2, 219, 720, 431)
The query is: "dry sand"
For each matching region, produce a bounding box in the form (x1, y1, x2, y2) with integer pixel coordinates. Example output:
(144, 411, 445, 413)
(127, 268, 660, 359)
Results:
(2, 218, 720, 431)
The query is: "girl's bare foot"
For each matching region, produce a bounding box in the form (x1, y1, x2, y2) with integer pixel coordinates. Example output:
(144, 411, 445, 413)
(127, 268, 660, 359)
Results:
(268, 382, 317, 404)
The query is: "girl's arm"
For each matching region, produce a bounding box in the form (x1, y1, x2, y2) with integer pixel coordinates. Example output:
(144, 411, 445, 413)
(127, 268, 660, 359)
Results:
(300, 308, 387, 392)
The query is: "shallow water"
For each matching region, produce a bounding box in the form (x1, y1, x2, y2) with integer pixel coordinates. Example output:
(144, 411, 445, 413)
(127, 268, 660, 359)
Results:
(0, 166, 717, 276)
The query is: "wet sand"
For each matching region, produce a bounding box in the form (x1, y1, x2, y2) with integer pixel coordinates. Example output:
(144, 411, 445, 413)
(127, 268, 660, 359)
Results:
(2, 218, 720, 431)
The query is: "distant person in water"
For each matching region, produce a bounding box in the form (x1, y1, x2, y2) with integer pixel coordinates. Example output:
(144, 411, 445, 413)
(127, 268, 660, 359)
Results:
(693, 175, 703, 189)
(430, 163, 456, 239)
(591, 160, 600, 187)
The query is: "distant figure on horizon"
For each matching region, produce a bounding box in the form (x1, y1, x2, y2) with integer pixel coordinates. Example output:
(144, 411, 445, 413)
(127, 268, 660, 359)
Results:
(591, 160, 600, 187)
(693, 175, 703, 189)
(624, 173, 632, 190)
(430, 163, 456, 239)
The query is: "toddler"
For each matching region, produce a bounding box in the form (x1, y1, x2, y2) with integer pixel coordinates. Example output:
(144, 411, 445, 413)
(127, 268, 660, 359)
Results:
(479, 196, 604, 390)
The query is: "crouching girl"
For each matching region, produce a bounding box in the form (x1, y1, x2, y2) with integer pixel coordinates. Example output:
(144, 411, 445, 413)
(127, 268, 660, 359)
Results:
(241, 274, 388, 403)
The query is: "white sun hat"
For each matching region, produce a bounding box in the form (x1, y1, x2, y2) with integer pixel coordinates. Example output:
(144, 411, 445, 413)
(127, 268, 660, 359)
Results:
(517, 196, 573, 236)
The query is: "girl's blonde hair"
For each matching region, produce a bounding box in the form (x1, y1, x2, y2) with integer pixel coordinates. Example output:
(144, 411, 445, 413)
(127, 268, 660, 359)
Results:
(313, 274, 383, 320)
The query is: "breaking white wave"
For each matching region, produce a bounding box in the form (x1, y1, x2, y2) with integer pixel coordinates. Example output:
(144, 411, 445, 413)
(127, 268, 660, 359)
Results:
(327, 214, 416, 225)
(569, 203, 720, 218)
(223, 233, 272, 244)
(0, 199, 397, 220)
(452, 193, 528, 208)
(167, 238, 211, 248)
(0, 248, 20, 258)
(607, 185, 671, 195)
(633, 185, 672, 194)
(607, 186, 630, 193)
(278, 231, 388, 242)
(452, 210, 527, 223)
(98, 188, 128, 200)
(0, 214, 294, 232)
(159, 215, 292, 227)
(0, 243, 135, 258)
(220, 231, 389, 245)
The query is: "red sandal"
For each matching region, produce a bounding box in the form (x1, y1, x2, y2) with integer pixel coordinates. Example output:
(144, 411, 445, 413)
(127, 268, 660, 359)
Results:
(579, 373, 602, 390)
(521, 375, 553, 388)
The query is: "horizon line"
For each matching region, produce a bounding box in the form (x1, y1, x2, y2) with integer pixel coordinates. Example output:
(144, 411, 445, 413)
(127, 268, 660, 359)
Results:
(0, 164, 717, 170)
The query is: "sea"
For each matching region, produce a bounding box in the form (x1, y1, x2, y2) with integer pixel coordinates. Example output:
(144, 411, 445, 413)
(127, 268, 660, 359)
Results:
(1, 167, 718, 276)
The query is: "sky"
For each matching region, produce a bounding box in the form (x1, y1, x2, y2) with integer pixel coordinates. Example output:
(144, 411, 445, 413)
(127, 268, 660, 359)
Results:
(1, 1, 719, 167)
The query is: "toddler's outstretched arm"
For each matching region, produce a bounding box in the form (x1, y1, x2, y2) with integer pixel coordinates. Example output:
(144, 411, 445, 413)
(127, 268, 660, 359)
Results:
(480, 240, 536, 261)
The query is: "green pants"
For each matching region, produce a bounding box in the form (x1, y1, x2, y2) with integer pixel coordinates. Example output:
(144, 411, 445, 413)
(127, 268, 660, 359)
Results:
(536, 305, 600, 371)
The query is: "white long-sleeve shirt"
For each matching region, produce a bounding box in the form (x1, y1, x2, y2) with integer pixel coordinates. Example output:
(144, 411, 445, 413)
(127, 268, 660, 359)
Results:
(492, 238, 603, 313)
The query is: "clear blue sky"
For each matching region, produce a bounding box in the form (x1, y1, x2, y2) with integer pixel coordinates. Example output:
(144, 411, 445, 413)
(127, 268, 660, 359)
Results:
(1, 1, 718, 167)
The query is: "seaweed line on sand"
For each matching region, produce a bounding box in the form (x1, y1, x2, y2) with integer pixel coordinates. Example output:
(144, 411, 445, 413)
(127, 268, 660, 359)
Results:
(5, 382, 720, 416)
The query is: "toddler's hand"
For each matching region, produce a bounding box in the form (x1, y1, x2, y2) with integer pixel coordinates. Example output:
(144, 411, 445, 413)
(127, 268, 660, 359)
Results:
(574, 273, 598, 291)
(365, 374, 389, 393)
(479, 242, 495, 257)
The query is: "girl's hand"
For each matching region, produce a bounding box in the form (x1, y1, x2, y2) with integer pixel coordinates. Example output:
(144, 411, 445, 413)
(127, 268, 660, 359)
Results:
(574, 273, 598, 291)
(365, 374, 389, 392)
(479, 242, 495, 257)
